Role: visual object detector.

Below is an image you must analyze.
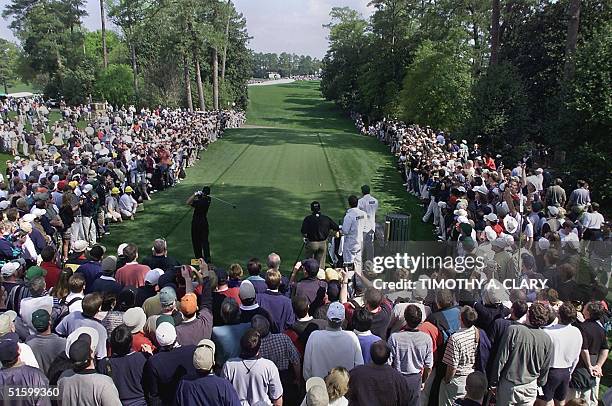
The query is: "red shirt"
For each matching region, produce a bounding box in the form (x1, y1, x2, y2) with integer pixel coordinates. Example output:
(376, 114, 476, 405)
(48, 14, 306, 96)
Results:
(41, 261, 61, 289)
(217, 287, 241, 305)
(418, 321, 442, 362)
(116, 263, 151, 288)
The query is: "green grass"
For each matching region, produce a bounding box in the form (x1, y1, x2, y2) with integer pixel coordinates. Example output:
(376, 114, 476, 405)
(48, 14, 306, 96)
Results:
(4, 81, 39, 94)
(102, 81, 430, 266)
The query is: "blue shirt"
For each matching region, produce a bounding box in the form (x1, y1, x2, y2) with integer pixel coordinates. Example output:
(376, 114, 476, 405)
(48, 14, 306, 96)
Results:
(211, 323, 251, 367)
(257, 290, 295, 333)
(76, 261, 102, 294)
(55, 312, 108, 359)
(356, 331, 381, 364)
(176, 374, 241, 406)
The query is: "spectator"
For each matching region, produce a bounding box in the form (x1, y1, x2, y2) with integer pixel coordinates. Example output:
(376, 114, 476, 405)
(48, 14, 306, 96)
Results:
(55, 292, 108, 359)
(90, 255, 123, 294)
(352, 307, 380, 364)
(303, 302, 363, 379)
(135, 268, 164, 307)
(25, 309, 66, 376)
(222, 328, 283, 406)
(97, 325, 147, 406)
(238, 280, 273, 327)
(40, 246, 61, 289)
(540, 302, 583, 406)
(491, 302, 553, 406)
(244, 257, 267, 293)
(143, 321, 197, 406)
(346, 340, 411, 405)
(0, 335, 50, 405)
(123, 307, 155, 353)
(115, 243, 150, 288)
(257, 269, 295, 333)
(175, 338, 241, 405)
(140, 239, 181, 273)
(325, 367, 349, 406)
(57, 328, 121, 404)
(455, 371, 488, 406)
(212, 267, 241, 325)
(212, 298, 251, 367)
(75, 244, 104, 294)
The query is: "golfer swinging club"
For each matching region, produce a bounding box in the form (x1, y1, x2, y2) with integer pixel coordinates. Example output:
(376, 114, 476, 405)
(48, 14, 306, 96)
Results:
(301, 201, 339, 269)
(187, 185, 212, 262)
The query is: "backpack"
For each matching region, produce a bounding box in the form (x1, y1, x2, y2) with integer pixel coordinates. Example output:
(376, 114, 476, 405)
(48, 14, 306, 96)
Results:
(51, 296, 82, 335)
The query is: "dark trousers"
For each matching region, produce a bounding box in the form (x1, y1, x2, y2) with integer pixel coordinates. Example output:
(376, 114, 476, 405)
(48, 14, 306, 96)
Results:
(191, 220, 210, 262)
(403, 372, 422, 405)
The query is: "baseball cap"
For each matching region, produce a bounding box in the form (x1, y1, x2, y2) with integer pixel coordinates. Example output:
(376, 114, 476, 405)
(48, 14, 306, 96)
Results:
(125, 186, 134, 193)
(21, 213, 36, 223)
(327, 301, 345, 321)
(156, 322, 177, 346)
(180, 293, 198, 316)
(73, 240, 88, 253)
(0, 201, 10, 211)
(159, 286, 177, 306)
(302, 258, 319, 276)
(25, 266, 46, 281)
(155, 314, 175, 327)
(0, 337, 19, 363)
(0, 311, 17, 335)
(144, 268, 164, 285)
(68, 333, 92, 364)
(65, 327, 98, 358)
(111, 187, 120, 195)
(301, 377, 329, 406)
(239, 280, 256, 301)
(101, 256, 117, 273)
(1, 262, 20, 277)
(123, 307, 146, 333)
(193, 339, 215, 371)
(214, 268, 228, 285)
(325, 268, 340, 282)
(117, 243, 128, 256)
(484, 213, 498, 222)
(31, 309, 50, 331)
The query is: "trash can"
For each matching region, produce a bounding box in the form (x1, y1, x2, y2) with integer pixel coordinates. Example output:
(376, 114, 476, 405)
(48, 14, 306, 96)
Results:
(385, 213, 411, 242)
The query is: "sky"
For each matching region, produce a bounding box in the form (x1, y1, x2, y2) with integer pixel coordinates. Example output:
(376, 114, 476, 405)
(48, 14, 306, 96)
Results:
(0, 0, 374, 58)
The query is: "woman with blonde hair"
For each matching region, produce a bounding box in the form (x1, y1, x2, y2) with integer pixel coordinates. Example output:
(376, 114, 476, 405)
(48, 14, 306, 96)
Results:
(325, 367, 349, 406)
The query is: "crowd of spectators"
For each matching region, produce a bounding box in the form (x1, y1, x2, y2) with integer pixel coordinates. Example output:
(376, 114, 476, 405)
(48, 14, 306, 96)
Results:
(0, 97, 609, 406)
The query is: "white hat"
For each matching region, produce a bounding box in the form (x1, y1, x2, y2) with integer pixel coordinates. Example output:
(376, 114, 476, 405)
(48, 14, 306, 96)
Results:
(65, 326, 99, 357)
(1, 262, 20, 277)
(21, 213, 36, 223)
(472, 185, 488, 195)
(457, 186, 467, 193)
(503, 216, 519, 234)
(484, 213, 498, 222)
(0, 201, 10, 210)
(437, 201, 447, 209)
(32, 208, 46, 218)
(484, 226, 497, 242)
(144, 268, 164, 285)
(326, 302, 345, 321)
(502, 233, 515, 246)
(117, 243, 128, 256)
(454, 209, 468, 217)
(156, 322, 177, 346)
(83, 184, 93, 193)
(457, 216, 469, 224)
(538, 238, 550, 251)
(548, 206, 559, 217)
(123, 307, 147, 334)
(72, 240, 89, 252)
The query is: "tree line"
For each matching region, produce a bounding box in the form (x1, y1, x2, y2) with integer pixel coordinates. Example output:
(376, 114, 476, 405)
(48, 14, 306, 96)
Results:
(251, 52, 322, 78)
(320, 0, 611, 206)
(1, 0, 252, 110)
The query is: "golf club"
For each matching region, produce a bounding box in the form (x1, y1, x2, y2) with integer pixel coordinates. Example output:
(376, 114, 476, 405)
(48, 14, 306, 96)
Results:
(211, 195, 237, 209)
(294, 239, 306, 263)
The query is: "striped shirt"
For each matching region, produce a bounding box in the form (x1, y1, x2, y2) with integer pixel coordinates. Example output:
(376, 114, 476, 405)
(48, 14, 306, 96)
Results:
(442, 326, 478, 376)
(387, 330, 433, 375)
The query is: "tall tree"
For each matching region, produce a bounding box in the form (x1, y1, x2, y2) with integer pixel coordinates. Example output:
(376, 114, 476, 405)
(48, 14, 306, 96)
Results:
(100, 0, 108, 68)
(0, 39, 20, 93)
(563, 0, 581, 82)
(489, 0, 500, 66)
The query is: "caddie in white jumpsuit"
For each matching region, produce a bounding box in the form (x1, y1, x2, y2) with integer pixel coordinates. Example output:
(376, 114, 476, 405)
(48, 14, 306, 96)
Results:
(342, 195, 367, 274)
(357, 185, 378, 262)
